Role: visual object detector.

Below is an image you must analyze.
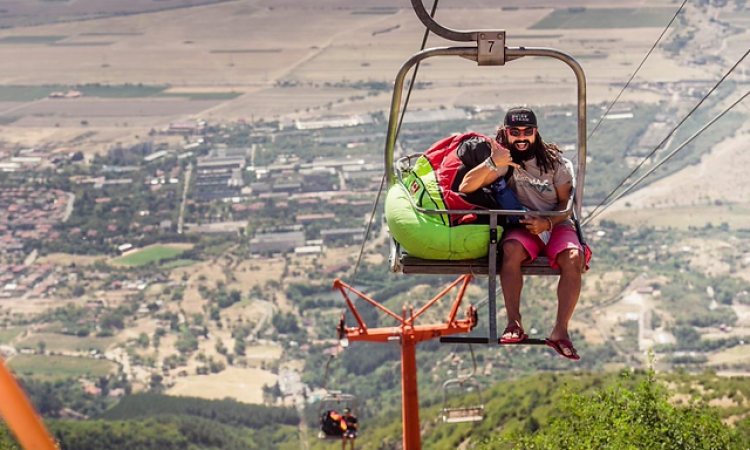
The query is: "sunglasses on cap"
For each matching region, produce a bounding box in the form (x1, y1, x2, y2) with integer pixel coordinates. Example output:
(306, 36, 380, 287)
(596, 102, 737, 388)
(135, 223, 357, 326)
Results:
(508, 127, 536, 137)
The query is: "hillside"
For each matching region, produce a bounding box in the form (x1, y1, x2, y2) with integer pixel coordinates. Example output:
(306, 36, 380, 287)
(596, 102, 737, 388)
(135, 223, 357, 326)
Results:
(303, 368, 750, 450)
(6, 368, 748, 450)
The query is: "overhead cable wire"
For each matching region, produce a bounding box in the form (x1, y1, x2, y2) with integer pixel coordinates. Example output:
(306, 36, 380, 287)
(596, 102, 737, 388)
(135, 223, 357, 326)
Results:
(582, 46, 750, 224)
(583, 88, 750, 226)
(342, 0, 439, 302)
(395, 0, 439, 139)
(585, 0, 688, 144)
(473, 285, 502, 312)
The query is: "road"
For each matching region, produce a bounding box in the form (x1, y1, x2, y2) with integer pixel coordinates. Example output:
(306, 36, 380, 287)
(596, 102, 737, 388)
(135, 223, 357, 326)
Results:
(62, 193, 75, 222)
(177, 163, 192, 234)
(249, 299, 275, 340)
(23, 250, 38, 266)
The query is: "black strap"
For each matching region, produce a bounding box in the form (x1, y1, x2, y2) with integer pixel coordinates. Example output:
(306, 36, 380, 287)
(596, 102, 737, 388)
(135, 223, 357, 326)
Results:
(503, 165, 514, 182)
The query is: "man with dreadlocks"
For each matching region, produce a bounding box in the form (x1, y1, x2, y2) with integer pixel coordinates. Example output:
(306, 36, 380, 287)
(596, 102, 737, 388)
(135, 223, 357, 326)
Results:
(458, 107, 589, 360)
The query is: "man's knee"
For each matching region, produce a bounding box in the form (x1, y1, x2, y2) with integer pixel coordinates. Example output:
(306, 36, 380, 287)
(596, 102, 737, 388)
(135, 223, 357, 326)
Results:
(556, 248, 583, 272)
(502, 240, 527, 263)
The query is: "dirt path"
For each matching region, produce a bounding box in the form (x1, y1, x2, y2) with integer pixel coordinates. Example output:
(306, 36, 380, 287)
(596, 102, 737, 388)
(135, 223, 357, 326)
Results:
(251, 300, 275, 337)
(177, 163, 192, 234)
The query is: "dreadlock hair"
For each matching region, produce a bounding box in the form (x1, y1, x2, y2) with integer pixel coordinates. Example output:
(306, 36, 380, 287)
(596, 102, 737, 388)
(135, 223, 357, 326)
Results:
(495, 125, 563, 174)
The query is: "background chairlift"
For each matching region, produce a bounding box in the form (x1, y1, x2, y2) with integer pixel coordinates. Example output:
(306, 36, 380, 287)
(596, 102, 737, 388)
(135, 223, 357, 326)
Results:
(317, 391, 359, 439)
(317, 354, 359, 440)
(441, 345, 484, 424)
(383, 5, 589, 345)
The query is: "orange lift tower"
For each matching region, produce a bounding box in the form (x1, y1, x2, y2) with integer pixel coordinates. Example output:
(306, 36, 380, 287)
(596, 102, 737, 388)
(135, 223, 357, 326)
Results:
(333, 275, 478, 450)
(0, 357, 59, 450)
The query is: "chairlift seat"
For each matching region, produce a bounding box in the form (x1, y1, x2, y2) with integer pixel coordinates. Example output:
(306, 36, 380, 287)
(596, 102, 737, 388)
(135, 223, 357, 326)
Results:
(442, 406, 484, 424)
(318, 430, 343, 440)
(398, 252, 560, 276)
(392, 236, 561, 276)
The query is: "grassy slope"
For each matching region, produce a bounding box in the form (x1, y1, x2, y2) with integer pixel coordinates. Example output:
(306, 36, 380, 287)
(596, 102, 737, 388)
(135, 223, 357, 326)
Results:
(113, 246, 185, 267)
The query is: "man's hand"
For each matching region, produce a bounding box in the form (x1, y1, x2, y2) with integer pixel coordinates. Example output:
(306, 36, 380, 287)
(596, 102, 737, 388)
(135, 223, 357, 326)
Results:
(520, 217, 549, 235)
(490, 140, 519, 169)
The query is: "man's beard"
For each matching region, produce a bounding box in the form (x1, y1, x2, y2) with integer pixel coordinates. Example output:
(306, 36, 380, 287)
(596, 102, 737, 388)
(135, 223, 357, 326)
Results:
(510, 141, 534, 163)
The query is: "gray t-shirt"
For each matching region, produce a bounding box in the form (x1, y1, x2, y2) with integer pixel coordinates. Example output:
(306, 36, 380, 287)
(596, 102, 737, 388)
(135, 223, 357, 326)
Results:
(510, 154, 574, 225)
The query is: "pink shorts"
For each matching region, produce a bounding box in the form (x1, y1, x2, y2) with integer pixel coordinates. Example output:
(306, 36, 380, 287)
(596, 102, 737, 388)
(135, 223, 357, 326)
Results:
(502, 225, 591, 270)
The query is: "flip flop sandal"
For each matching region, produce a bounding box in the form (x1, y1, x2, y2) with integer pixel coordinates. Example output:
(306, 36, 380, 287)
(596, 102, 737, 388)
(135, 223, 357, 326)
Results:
(500, 323, 528, 343)
(545, 338, 580, 360)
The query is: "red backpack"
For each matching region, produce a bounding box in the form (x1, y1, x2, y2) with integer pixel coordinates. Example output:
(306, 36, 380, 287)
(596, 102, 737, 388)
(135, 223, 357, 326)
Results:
(408, 132, 502, 225)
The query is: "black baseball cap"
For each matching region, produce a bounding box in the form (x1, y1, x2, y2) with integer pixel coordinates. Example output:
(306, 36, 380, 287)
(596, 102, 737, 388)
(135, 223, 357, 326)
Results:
(504, 107, 537, 128)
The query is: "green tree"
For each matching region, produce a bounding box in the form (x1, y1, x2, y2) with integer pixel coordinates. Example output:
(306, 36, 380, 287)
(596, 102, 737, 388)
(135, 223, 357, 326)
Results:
(271, 312, 299, 334)
(149, 374, 164, 393)
(175, 331, 198, 355)
(215, 338, 227, 355)
(136, 333, 150, 348)
(99, 312, 125, 330)
(234, 338, 246, 356)
(487, 368, 746, 450)
(0, 424, 19, 450)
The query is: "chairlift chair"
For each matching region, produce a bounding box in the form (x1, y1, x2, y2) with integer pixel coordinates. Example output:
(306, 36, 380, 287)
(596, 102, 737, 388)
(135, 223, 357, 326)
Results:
(383, 3, 589, 345)
(442, 377, 484, 424)
(317, 355, 359, 439)
(441, 344, 484, 423)
(317, 391, 359, 439)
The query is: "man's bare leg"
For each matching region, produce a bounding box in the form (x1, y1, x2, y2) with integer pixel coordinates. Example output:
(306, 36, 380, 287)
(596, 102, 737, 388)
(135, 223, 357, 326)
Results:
(548, 249, 583, 353)
(500, 239, 529, 340)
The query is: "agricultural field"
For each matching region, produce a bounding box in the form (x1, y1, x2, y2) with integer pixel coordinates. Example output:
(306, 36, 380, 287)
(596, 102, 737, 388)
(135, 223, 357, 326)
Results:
(0, 0, 235, 28)
(0, 0, 737, 148)
(531, 7, 678, 29)
(16, 333, 116, 353)
(0, 327, 24, 344)
(35, 253, 107, 266)
(7, 354, 116, 381)
(160, 259, 198, 269)
(708, 345, 750, 367)
(0, 85, 243, 102)
(166, 366, 278, 404)
(0, 85, 167, 101)
(112, 244, 192, 267)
